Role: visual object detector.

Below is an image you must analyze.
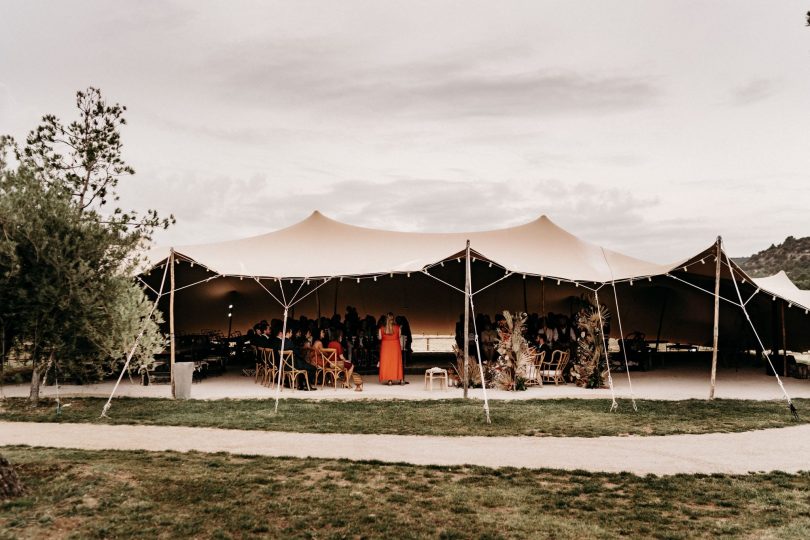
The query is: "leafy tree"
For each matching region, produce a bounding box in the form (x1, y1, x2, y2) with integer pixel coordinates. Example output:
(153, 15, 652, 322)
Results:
(0, 89, 172, 404)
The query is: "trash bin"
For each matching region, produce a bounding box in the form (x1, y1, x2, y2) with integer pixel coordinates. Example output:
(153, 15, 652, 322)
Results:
(174, 362, 195, 399)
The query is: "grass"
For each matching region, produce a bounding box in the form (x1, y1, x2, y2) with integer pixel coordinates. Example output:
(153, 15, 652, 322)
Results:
(1, 397, 807, 437)
(1, 446, 809, 539)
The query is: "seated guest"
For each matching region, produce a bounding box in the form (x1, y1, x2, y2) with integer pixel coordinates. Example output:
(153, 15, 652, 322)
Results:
(327, 328, 354, 384)
(534, 334, 552, 361)
(254, 324, 273, 351)
(308, 328, 326, 365)
(272, 328, 318, 390)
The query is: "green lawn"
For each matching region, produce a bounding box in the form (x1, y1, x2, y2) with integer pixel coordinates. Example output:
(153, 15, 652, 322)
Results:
(1, 397, 806, 437)
(1, 447, 808, 539)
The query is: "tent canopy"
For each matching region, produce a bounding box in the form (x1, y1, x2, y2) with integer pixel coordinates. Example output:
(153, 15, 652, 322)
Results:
(148, 211, 671, 283)
(143, 211, 809, 348)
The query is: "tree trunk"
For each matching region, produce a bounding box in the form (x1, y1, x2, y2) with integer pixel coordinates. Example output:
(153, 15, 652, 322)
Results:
(28, 351, 53, 407)
(0, 455, 23, 499)
(29, 362, 42, 406)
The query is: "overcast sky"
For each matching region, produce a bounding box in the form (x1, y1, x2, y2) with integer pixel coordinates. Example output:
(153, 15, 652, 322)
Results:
(1, 1, 809, 263)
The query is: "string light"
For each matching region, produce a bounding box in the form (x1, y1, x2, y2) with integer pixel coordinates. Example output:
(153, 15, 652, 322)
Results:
(340, 277, 343, 281)
(522, 274, 526, 279)
(575, 282, 579, 288)
(700, 259, 705, 264)
(630, 279, 634, 286)
(488, 262, 493, 268)
(440, 261, 444, 267)
(683, 267, 688, 272)
(556, 279, 560, 285)
(648, 277, 652, 282)
(356, 278, 360, 283)
(773, 296, 777, 301)
(457, 258, 461, 263)
(190, 262, 194, 268)
(374, 276, 377, 282)
(390, 273, 393, 278)
(472, 257, 476, 263)
(540, 276, 543, 281)
(407, 272, 411, 278)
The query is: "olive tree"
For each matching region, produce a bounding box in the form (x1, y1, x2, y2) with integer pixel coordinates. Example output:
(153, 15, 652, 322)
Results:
(0, 88, 172, 404)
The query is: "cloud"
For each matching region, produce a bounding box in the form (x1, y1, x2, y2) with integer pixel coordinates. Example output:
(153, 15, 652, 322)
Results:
(197, 39, 660, 120)
(729, 78, 777, 106)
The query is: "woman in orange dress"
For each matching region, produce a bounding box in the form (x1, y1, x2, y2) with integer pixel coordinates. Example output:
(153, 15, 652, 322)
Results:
(378, 312, 404, 385)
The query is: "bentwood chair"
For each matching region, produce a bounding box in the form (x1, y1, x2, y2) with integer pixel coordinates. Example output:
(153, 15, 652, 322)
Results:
(315, 348, 344, 390)
(540, 350, 570, 385)
(525, 350, 545, 387)
(259, 348, 278, 387)
(281, 350, 310, 391)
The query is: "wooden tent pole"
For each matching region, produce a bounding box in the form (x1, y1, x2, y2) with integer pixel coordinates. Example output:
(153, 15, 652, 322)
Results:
(541, 279, 545, 318)
(709, 236, 721, 400)
(655, 291, 668, 353)
(169, 249, 176, 399)
(522, 278, 528, 313)
(781, 300, 788, 377)
(463, 240, 471, 399)
(333, 279, 339, 317)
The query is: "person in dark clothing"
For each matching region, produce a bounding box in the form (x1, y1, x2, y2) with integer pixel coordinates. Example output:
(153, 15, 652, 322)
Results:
(273, 328, 318, 390)
(535, 333, 552, 361)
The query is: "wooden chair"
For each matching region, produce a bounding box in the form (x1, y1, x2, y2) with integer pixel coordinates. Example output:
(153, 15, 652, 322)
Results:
(540, 350, 570, 385)
(281, 350, 310, 391)
(315, 348, 346, 390)
(259, 348, 277, 387)
(525, 350, 545, 387)
(253, 346, 263, 384)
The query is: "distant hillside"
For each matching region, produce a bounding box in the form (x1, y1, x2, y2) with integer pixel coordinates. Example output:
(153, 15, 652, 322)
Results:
(735, 236, 810, 289)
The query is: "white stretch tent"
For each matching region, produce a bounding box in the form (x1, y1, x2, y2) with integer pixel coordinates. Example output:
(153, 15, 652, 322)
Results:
(142, 211, 809, 351)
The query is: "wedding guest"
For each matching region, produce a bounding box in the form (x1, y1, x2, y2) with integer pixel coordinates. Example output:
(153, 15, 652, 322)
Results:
(378, 312, 404, 385)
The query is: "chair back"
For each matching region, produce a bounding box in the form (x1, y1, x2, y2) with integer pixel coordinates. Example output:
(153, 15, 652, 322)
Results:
(318, 348, 338, 368)
(534, 350, 546, 366)
(280, 349, 295, 370)
(550, 349, 564, 367)
(557, 351, 571, 372)
(258, 347, 275, 366)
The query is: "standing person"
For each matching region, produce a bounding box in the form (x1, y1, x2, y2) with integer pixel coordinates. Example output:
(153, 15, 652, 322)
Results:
(378, 312, 403, 385)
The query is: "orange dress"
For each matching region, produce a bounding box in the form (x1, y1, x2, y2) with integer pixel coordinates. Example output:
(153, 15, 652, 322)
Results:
(378, 325, 403, 383)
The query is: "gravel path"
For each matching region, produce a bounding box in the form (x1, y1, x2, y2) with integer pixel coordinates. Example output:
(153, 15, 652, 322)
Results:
(3, 421, 809, 475)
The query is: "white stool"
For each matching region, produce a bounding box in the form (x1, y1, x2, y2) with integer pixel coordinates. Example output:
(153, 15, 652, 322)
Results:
(424, 367, 448, 391)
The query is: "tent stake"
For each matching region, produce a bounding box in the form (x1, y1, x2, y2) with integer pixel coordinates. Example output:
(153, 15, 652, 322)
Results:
(170, 248, 176, 399)
(463, 240, 471, 399)
(709, 236, 721, 400)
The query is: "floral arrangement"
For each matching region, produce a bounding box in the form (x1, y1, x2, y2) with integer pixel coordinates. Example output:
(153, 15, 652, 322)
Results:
(569, 299, 611, 388)
(451, 344, 482, 388)
(492, 311, 535, 390)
